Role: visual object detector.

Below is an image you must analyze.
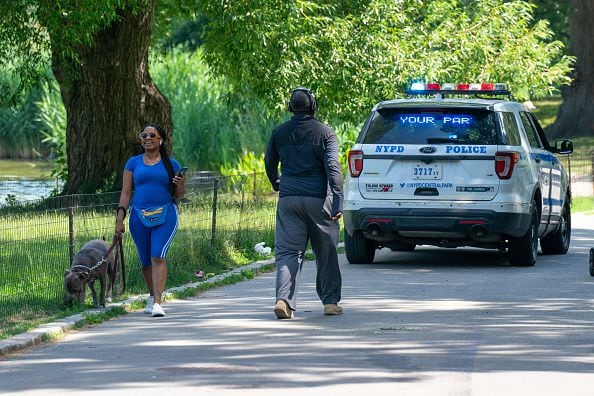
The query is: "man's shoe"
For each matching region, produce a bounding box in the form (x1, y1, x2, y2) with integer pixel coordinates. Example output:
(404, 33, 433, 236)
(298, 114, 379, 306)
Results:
(151, 303, 165, 317)
(324, 304, 343, 315)
(144, 296, 154, 314)
(274, 299, 293, 319)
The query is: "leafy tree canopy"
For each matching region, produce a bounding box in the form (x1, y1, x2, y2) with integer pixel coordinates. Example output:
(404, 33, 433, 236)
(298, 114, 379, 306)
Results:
(0, 0, 193, 106)
(529, 0, 570, 46)
(200, 0, 573, 123)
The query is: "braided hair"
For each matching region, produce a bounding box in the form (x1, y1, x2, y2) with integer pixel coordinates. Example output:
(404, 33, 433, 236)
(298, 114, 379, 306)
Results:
(140, 124, 176, 199)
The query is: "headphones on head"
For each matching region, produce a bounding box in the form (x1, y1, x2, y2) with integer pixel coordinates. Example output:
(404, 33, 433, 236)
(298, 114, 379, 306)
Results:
(287, 86, 318, 112)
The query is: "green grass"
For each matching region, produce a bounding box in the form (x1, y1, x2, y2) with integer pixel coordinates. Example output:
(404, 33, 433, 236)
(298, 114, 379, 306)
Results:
(569, 137, 594, 158)
(532, 97, 562, 129)
(533, 97, 594, 154)
(0, 159, 54, 178)
(0, 187, 277, 339)
(572, 197, 594, 215)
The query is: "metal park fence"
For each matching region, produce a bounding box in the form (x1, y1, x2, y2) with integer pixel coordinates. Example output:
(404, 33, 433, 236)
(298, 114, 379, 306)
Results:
(558, 151, 594, 198)
(0, 172, 277, 331)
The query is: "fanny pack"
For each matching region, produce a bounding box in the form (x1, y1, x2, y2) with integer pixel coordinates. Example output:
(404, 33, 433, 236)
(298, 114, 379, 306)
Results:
(136, 203, 170, 227)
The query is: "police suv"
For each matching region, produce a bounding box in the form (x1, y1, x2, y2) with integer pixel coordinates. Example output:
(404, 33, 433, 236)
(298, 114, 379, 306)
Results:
(344, 82, 574, 266)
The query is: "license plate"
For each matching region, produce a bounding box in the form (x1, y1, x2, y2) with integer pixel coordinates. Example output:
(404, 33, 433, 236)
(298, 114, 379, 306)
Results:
(412, 164, 442, 179)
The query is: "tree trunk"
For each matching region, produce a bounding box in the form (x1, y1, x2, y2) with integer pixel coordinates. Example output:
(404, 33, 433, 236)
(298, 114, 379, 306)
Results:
(548, 0, 594, 139)
(51, 1, 172, 194)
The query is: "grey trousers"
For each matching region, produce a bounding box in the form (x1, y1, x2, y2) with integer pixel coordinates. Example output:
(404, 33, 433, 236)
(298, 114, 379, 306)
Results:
(274, 195, 342, 310)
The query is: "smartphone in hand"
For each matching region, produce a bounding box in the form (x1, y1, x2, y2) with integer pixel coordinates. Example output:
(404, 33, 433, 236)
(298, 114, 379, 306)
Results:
(176, 167, 188, 177)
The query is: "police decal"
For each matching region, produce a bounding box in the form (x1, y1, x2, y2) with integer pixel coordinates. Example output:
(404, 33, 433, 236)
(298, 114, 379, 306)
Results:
(445, 145, 487, 154)
(366, 183, 394, 192)
(399, 182, 454, 189)
(375, 145, 405, 153)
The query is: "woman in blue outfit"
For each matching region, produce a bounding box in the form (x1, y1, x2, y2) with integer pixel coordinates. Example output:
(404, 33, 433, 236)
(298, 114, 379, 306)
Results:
(115, 124, 185, 317)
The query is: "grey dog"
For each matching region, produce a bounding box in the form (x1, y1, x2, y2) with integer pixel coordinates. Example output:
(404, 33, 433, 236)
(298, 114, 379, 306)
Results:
(64, 239, 115, 307)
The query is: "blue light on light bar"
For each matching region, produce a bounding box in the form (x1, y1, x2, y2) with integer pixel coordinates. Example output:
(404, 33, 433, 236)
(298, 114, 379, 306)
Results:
(410, 82, 425, 91)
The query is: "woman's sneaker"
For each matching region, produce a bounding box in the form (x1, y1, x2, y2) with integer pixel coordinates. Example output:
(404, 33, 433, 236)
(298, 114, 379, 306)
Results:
(151, 303, 165, 317)
(144, 296, 154, 314)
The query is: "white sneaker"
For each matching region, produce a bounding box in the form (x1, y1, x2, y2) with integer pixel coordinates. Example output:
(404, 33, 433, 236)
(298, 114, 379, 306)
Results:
(151, 303, 165, 317)
(144, 296, 154, 314)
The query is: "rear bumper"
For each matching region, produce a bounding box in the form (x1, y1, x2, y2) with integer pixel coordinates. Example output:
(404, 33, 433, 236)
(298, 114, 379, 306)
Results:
(344, 207, 531, 238)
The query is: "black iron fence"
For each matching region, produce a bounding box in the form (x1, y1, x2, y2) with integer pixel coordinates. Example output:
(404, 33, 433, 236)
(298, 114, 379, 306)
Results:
(0, 172, 276, 332)
(557, 151, 594, 198)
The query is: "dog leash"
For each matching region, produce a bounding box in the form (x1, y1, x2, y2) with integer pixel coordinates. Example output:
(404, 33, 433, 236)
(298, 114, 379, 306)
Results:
(111, 234, 126, 295)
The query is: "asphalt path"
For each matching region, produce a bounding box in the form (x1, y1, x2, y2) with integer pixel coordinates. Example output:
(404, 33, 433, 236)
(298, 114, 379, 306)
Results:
(1, 214, 594, 396)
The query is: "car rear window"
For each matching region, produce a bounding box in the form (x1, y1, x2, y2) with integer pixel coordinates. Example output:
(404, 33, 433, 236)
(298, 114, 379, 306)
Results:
(362, 108, 499, 145)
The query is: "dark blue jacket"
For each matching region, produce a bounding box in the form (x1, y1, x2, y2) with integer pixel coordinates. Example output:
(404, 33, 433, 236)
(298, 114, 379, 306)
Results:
(265, 113, 344, 215)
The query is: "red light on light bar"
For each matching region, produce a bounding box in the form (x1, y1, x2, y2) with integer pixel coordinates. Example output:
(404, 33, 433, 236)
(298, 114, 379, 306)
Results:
(481, 83, 495, 90)
(456, 84, 470, 90)
(426, 83, 440, 90)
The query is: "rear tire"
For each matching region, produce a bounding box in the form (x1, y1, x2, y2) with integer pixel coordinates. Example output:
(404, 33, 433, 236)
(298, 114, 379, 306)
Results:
(508, 202, 539, 267)
(589, 248, 594, 277)
(345, 231, 376, 264)
(540, 198, 571, 255)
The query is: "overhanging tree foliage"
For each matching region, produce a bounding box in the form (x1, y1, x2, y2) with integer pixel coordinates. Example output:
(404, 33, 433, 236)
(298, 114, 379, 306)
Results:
(200, 0, 573, 123)
(0, 0, 179, 193)
(530, 0, 570, 47)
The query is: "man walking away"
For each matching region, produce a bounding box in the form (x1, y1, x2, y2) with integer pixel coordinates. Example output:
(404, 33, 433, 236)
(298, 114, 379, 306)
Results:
(265, 86, 344, 319)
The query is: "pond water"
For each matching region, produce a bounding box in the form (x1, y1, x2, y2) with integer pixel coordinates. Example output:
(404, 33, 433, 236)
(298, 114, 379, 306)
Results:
(0, 177, 62, 205)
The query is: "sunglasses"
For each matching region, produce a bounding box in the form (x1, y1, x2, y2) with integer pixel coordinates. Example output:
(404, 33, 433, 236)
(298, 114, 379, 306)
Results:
(139, 132, 160, 139)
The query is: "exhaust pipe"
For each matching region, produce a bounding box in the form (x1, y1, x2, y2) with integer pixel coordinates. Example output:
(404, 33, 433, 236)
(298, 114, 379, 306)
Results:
(366, 223, 381, 237)
(470, 224, 487, 238)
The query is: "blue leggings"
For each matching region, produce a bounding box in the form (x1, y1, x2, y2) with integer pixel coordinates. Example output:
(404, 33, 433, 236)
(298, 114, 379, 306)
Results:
(129, 204, 179, 267)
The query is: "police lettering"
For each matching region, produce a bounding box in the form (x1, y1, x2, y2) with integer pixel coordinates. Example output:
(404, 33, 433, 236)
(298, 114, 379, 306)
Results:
(375, 145, 405, 153)
(445, 145, 487, 154)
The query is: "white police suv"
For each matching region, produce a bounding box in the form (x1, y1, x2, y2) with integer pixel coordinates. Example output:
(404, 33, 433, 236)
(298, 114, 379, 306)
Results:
(344, 82, 574, 266)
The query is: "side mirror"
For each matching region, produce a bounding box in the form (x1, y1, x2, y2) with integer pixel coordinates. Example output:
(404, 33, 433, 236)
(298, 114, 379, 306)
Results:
(554, 139, 573, 155)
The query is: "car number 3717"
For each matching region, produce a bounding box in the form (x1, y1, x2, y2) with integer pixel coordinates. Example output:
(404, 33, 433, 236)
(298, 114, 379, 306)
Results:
(412, 164, 442, 180)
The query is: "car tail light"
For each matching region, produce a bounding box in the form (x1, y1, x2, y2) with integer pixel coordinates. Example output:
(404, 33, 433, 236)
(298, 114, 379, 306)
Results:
(348, 150, 364, 178)
(495, 151, 520, 179)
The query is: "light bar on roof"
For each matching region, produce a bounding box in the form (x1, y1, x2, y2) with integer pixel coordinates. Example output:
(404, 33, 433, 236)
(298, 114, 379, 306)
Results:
(406, 82, 511, 96)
